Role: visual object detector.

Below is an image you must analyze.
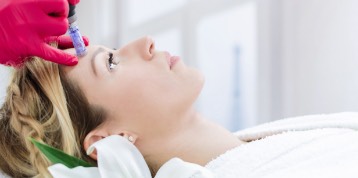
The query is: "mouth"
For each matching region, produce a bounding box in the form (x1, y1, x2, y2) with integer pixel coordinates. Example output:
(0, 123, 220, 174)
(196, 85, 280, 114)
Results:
(164, 51, 180, 70)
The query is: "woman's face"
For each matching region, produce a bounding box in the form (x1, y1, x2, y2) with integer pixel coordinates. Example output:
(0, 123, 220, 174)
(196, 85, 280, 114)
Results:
(63, 36, 204, 143)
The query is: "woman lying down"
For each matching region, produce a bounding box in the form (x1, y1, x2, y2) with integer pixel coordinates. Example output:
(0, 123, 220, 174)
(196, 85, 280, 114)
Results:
(1, 36, 358, 178)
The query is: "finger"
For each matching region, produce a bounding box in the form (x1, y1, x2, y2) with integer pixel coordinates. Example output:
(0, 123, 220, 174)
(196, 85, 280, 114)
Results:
(57, 35, 90, 49)
(33, 44, 78, 66)
(45, 36, 89, 49)
(37, 16, 69, 37)
(44, 36, 59, 44)
(37, 0, 69, 18)
(68, 0, 80, 5)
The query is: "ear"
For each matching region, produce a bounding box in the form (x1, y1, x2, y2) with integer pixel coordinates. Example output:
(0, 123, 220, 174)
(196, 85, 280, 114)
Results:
(84, 129, 139, 160)
(84, 129, 108, 160)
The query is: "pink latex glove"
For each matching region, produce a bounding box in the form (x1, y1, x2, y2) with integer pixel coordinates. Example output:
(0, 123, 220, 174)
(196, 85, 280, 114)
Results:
(0, 0, 83, 67)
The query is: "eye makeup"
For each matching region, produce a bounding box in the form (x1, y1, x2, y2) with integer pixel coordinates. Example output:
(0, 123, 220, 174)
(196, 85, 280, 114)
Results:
(108, 52, 119, 70)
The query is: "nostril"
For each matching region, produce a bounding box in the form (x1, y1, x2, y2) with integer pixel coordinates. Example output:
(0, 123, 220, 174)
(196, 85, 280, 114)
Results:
(145, 36, 155, 54)
(139, 36, 155, 60)
(149, 42, 155, 55)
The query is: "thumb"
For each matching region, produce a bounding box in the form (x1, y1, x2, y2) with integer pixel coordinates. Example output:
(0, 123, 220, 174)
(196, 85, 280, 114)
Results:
(34, 44, 78, 66)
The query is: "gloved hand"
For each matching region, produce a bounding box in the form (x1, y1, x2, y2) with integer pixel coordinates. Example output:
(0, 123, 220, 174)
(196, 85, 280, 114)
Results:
(0, 0, 84, 67)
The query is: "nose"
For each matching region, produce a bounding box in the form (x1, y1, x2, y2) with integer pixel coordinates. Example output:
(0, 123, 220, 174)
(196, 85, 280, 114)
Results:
(120, 36, 155, 61)
(142, 36, 155, 60)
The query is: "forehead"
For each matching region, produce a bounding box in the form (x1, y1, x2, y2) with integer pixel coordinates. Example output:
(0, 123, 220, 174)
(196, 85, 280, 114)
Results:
(62, 45, 106, 70)
(61, 45, 102, 83)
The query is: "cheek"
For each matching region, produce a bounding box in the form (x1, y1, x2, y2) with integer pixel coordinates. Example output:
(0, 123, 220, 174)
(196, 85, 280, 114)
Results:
(101, 66, 203, 122)
(111, 75, 166, 107)
(107, 71, 177, 117)
(105, 82, 162, 131)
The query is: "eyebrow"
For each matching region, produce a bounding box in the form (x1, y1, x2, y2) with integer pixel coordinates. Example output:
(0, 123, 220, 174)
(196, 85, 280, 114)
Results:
(91, 47, 105, 76)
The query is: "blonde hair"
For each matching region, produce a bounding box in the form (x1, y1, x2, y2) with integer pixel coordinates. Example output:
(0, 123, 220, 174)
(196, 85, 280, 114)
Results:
(0, 57, 105, 177)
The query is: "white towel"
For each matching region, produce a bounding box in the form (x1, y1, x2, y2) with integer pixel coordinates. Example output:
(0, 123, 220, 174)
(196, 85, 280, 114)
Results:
(0, 171, 10, 178)
(49, 135, 213, 178)
(204, 112, 358, 178)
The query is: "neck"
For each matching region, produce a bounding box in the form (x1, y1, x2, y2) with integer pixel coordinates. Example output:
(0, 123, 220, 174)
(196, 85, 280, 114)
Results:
(144, 109, 244, 174)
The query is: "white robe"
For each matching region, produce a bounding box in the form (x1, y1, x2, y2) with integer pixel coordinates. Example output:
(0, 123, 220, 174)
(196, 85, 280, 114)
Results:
(204, 112, 358, 178)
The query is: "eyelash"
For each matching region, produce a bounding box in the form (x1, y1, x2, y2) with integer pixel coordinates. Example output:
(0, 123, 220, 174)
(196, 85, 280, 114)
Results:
(108, 52, 118, 70)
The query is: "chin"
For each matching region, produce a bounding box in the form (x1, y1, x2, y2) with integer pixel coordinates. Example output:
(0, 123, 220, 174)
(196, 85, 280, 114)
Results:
(188, 70, 205, 105)
(194, 70, 205, 91)
(171, 68, 205, 111)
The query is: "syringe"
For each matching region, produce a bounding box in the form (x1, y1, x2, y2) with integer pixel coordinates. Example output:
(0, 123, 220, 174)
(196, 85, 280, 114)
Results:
(68, 4, 87, 57)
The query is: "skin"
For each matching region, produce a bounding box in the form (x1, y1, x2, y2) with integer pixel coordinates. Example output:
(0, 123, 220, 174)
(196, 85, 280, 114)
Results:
(63, 36, 244, 173)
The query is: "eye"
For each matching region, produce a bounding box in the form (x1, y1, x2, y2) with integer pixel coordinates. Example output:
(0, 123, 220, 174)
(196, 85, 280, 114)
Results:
(108, 52, 118, 70)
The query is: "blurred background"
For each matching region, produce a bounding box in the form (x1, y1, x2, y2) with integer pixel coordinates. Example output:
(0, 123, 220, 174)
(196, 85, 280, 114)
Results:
(1, 0, 358, 131)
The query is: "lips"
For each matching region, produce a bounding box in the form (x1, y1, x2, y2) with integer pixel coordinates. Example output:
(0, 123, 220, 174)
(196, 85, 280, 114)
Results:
(164, 51, 180, 70)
